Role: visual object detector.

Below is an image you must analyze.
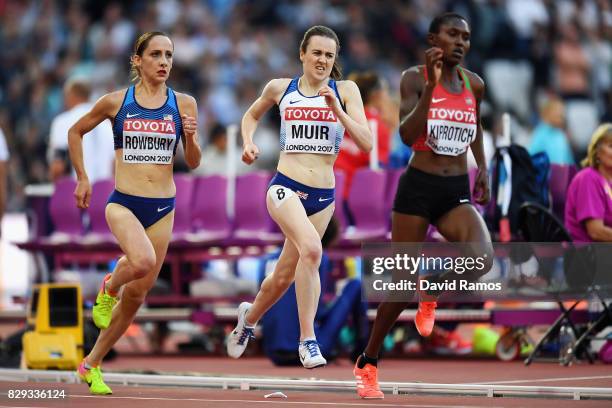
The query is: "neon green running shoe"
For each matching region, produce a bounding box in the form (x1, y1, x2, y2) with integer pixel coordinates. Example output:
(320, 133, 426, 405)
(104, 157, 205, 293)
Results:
(92, 274, 117, 329)
(77, 361, 112, 395)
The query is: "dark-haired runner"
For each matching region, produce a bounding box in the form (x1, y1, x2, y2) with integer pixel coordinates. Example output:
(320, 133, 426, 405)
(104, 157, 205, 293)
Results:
(353, 13, 493, 399)
(227, 25, 372, 369)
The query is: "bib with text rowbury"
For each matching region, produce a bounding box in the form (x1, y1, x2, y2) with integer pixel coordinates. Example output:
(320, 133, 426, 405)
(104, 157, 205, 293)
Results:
(122, 118, 177, 164)
(112, 85, 183, 164)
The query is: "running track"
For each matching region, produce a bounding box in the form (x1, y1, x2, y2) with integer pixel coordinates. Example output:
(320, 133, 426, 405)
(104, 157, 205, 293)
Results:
(2, 357, 611, 407)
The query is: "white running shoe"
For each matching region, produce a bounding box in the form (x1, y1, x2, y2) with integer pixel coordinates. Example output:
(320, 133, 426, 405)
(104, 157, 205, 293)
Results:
(299, 339, 327, 369)
(226, 302, 255, 359)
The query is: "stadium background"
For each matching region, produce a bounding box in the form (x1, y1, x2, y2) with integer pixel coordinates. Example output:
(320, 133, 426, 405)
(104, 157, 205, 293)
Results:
(1, 0, 610, 212)
(0, 2, 611, 406)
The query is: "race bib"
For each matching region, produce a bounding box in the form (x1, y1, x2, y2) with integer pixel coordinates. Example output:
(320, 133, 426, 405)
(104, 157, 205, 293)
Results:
(122, 119, 176, 164)
(268, 185, 294, 208)
(283, 107, 338, 154)
(426, 108, 477, 156)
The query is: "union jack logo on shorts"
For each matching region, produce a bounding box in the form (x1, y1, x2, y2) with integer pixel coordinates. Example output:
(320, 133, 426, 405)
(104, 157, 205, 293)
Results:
(296, 190, 309, 200)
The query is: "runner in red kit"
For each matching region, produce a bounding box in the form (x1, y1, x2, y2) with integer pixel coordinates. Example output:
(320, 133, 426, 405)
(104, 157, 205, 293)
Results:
(353, 13, 494, 399)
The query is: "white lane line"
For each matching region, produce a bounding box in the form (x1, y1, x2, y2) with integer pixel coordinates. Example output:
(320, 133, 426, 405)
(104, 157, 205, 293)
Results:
(0, 405, 47, 408)
(462, 375, 612, 385)
(70, 394, 494, 408)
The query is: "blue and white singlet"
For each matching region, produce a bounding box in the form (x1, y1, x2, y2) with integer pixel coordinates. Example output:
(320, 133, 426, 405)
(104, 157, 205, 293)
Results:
(278, 77, 345, 155)
(112, 85, 183, 164)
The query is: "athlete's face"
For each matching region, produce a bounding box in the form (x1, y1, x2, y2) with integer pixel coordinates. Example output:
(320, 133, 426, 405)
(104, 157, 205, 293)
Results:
(430, 19, 471, 65)
(300, 35, 337, 81)
(134, 35, 174, 83)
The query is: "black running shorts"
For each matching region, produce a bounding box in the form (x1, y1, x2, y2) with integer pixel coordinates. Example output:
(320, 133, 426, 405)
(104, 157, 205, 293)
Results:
(393, 167, 472, 224)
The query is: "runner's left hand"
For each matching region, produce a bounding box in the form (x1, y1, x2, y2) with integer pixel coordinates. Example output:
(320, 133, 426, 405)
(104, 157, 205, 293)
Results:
(473, 167, 490, 205)
(318, 86, 342, 115)
(182, 114, 198, 140)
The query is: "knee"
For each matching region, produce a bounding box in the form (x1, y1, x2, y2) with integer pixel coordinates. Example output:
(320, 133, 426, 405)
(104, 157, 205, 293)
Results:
(299, 241, 322, 267)
(129, 252, 156, 280)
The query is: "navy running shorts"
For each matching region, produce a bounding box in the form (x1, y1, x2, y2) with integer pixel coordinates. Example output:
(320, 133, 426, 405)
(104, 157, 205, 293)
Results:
(107, 189, 175, 229)
(268, 172, 335, 216)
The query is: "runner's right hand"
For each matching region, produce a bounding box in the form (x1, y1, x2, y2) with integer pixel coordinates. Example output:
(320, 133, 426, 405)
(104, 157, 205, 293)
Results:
(242, 142, 260, 165)
(425, 47, 443, 88)
(74, 178, 92, 209)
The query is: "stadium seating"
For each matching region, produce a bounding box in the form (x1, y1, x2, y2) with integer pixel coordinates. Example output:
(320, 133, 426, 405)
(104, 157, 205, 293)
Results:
(339, 168, 388, 244)
(48, 177, 83, 243)
(548, 164, 577, 221)
(231, 172, 283, 246)
(172, 174, 196, 238)
(16, 177, 82, 254)
(83, 178, 115, 244)
(16, 167, 584, 300)
(182, 175, 232, 244)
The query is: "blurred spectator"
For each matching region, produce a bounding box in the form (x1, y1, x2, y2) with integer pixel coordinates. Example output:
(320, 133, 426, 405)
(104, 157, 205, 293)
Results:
(193, 123, 249, 176)
(506, 0, 549, 58)
(584, 20, 611, 118)
(557, 0, 600, 30)
(47, 78, 115, 183)
(335, 72, 392, 198)
(343, 32, 376, 73)
(554, 22, 591, 99)
(0, 0, 610, 209)
(529, 18, 555, 93)
(87, 2, 135, 59)
(528, 96, 575, 165)
(565, 123, 612, 242)
(0, 127, 8, 237)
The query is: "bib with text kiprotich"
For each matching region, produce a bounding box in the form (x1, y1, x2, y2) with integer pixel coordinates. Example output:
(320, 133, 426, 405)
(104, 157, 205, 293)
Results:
(122, 118, 177, 164)
(426, 106, 477, 156)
